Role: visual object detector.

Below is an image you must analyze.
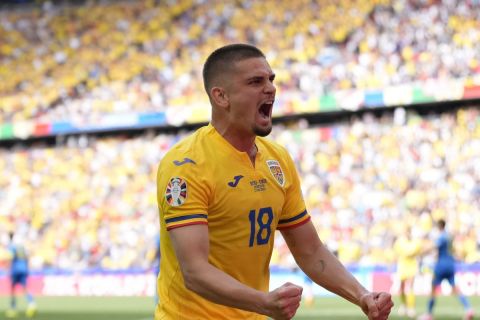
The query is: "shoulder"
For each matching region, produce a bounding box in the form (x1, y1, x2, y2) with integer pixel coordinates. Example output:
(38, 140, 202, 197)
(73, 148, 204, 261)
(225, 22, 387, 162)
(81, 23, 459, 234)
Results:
(257, 136, 287, 152)
(436, 233, 447, 244)
(157, 126, 215, 192)
(439, 232, 449, 241)
(257, 136, 292, 161)
(159, 126, 211, 169)
(257, 137, 296, 171)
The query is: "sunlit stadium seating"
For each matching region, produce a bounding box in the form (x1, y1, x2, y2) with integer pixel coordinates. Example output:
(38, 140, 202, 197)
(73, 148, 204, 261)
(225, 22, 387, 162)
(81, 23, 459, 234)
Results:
(0, 0, 479, 271)
(1, 0, 479, 125)
(0, 107, 478, 270)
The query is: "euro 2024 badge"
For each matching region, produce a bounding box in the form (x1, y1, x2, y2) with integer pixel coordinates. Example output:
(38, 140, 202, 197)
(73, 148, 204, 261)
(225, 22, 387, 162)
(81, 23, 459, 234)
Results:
(165, 177, 187, 207)
(266, 160, 285, 187)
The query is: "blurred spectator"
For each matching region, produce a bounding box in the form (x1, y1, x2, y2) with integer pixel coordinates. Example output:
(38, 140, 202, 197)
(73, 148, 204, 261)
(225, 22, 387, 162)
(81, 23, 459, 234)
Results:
(0, 0, 479, 124)
(0, 107, 479, 270)
(0, 0, 479, 271)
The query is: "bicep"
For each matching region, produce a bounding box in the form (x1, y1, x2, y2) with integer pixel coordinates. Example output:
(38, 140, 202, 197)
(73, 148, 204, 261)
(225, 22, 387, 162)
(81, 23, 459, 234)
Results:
(280, 220, 322, 258)
(169, 224, 209, 273)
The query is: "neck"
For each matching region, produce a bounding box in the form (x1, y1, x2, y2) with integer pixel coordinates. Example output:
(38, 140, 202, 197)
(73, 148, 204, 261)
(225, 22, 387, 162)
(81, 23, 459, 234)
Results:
(211, 121, 257, 163)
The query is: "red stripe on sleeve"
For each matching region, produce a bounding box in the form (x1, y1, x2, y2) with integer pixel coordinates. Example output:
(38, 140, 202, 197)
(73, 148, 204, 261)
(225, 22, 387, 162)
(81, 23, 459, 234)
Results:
(276, 216, 311, 230)
(166, 221, 208, 231)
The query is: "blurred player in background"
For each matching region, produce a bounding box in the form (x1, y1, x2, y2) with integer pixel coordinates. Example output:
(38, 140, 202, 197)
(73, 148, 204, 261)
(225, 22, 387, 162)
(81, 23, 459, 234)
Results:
(393, 226, 422, 318)
(5, 232, 36, 319)
(418, 219, 474, 320)
(155, 43, 393, 320)
(302, 273, 315, 307)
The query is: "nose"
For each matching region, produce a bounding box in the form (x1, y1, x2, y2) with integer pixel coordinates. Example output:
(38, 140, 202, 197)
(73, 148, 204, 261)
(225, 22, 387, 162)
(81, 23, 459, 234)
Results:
(264, 80, 276, 94)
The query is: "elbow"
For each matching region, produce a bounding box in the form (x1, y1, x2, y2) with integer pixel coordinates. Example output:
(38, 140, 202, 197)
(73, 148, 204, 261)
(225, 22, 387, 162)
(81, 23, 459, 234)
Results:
(180, 266, 203, 294)
(182, 273, 197, 292)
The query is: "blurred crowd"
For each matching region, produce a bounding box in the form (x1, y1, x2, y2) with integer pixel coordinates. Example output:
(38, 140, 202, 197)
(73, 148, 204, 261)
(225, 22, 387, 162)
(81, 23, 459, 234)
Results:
(1, 0, 480, 124)
(0, 107, 479, 271)
(272, 106, 480, 268)
(0, 0, 479, 272)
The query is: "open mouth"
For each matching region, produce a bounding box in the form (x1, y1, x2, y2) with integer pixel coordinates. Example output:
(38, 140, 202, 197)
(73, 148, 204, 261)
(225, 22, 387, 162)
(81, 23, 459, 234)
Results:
(259, 101, 273, 119)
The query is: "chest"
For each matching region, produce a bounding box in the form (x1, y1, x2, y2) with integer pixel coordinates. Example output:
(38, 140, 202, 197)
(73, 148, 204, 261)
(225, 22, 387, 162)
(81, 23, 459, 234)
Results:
(206, 157, 288, 245)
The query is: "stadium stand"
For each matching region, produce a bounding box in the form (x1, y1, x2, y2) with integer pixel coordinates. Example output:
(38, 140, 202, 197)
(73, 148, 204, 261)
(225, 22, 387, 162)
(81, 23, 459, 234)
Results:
(0, 107, 479, 271)
(1, 0, 479, 126)
(0, 0, 479, 273)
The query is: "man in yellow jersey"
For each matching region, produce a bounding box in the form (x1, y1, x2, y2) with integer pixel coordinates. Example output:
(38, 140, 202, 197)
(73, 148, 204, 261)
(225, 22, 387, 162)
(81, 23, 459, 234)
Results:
(393, 227, 422, 318)
(155, 43, 394, 320)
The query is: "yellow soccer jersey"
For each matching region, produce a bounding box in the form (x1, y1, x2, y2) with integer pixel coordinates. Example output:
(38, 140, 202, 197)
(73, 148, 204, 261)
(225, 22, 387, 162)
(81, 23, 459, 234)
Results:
(155, 124, 310, 319)
(394, 236, 422, 280)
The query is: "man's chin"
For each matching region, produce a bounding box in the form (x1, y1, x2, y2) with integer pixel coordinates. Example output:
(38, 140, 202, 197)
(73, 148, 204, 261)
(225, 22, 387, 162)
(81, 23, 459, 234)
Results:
(253, 124, 272, 137)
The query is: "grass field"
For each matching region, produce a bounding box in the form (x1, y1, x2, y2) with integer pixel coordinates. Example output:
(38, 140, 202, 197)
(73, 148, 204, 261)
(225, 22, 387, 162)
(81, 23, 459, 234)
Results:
(0, 295, 478, 319)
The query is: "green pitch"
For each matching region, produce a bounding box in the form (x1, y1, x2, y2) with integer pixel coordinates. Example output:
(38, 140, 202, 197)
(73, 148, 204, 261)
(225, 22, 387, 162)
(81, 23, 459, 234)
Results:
(0, 295, 478, 319)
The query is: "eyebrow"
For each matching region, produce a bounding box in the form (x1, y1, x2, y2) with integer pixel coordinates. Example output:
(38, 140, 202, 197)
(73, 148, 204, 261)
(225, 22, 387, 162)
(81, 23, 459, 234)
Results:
(246, 73, 276, 81)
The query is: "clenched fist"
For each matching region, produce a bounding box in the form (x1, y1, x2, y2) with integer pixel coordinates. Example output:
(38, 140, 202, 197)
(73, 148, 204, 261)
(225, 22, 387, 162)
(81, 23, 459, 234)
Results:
(264, 282, 303, 320)
(360, 291, 394, 320)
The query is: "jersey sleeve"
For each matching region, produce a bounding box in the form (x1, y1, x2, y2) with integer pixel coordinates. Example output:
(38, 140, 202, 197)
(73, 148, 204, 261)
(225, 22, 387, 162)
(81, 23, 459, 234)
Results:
(277, 149, 310, 230)
(157, 155, 211, 231)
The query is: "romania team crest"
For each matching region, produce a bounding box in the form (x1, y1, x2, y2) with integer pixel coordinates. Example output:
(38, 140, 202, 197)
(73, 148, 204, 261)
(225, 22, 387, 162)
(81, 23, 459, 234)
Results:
(165, 177, 187, 207)
(266, 160, 285, 187)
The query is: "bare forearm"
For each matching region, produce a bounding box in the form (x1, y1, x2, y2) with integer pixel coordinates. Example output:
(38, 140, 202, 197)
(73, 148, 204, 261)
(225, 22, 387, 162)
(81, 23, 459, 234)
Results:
(282, 223, 393, 319)
(297, 245, 368, 306)
(183, 262, 267, 315)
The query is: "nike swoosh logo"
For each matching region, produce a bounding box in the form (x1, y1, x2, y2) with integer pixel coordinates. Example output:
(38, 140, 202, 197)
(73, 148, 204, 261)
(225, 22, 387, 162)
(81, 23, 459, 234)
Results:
(173, 158, 196, 166)
(228, 175, 244, 187)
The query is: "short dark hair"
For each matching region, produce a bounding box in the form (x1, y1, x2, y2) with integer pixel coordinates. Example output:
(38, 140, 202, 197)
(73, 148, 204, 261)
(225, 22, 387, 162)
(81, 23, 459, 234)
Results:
(202, 43, 265, 94)
(437, 219, 446, 229)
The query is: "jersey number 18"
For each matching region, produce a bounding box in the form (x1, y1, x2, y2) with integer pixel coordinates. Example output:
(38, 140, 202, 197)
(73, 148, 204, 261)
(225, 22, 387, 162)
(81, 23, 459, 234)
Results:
(248, 207, 273, 247)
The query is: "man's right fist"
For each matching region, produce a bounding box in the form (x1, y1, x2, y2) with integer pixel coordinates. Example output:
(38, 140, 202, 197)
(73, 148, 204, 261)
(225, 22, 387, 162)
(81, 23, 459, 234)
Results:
(266, 282, 303, 320)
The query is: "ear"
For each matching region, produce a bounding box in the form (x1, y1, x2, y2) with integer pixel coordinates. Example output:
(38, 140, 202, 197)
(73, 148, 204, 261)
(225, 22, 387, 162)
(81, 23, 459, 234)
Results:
(210, 86, 229, 109)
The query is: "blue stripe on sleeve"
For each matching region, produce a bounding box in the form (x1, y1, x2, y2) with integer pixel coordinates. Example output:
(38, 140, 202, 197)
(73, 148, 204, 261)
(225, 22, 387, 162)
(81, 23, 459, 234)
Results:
(165, 214, 208, 224)
(279, 210, 308, 224)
